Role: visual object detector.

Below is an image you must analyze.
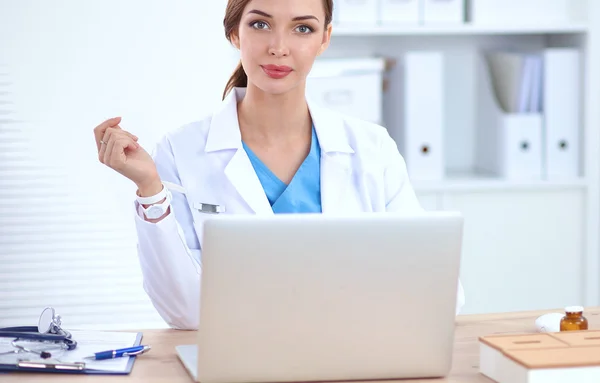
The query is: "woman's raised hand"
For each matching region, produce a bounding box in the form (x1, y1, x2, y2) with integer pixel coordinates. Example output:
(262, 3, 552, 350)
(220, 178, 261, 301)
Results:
(93, 117, 162, 195)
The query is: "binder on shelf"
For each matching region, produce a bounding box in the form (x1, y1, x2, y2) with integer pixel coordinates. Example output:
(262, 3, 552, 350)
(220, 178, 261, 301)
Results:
(390, 51, 445, 181)
(422, 0, 465, 24)
(475, 51, 543, 180)
(542, 48, 581, 180)
(335, 0, 378, 26)
(379, 0, 419, 25)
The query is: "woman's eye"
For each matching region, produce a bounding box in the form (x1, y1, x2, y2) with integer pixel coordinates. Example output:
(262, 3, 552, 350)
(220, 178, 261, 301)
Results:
(251, 21, 269, 30)
(296, 25, 313, 34)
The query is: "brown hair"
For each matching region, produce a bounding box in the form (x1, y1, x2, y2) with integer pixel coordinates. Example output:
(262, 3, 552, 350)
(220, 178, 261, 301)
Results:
(222, 0, 334, 99)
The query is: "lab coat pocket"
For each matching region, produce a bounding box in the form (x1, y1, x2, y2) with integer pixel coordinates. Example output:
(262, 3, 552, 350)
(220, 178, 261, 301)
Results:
(189, 201, 226, 249)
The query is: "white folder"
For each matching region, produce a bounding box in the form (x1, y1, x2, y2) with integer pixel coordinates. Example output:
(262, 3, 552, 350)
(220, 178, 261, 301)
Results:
(476, 52, 543, 180)
(422, 0, 465, 24)
(493, 115, 543, 179)
(379, 0, 419, 24)
(542, 48, 580, 179)
(335, 0, 378, 25)
(402, 52, 445, 181)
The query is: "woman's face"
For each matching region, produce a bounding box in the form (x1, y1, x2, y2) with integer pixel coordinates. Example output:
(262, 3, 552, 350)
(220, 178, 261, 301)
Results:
(231, 0, 331, 95)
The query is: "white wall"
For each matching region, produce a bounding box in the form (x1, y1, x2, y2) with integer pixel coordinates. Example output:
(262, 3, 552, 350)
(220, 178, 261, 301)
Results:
(0, 0, 239, 329)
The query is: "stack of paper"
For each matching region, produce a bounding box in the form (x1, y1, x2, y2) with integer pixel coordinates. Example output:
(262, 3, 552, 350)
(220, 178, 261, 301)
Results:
(479, 330, 600, 382)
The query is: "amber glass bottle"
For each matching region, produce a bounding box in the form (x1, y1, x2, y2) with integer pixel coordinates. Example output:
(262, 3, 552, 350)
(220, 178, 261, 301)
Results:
(560, 306, 588, 331)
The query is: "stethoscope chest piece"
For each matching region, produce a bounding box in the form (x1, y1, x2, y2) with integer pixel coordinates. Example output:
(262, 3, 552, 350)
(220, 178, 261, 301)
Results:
(0, 306, 78, 359)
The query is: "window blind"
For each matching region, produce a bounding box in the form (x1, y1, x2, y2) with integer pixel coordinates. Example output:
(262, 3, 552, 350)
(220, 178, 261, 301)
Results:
(0, 63, 169, 330)
(0, 0, 237, 330)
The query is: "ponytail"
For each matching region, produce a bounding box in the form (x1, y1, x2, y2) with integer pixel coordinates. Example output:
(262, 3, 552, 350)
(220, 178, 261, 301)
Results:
(222, 61, 248, 100)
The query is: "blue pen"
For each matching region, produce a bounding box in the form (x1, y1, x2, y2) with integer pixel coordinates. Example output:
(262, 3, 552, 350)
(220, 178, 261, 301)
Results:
(84, 345, 151, 360)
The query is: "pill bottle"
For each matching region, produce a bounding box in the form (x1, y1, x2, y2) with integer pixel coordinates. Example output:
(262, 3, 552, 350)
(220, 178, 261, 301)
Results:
(560, 306, 588, 331)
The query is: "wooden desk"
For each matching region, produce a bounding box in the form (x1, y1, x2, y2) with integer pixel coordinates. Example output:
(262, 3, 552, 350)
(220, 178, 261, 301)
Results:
(4, 307, 600, 382)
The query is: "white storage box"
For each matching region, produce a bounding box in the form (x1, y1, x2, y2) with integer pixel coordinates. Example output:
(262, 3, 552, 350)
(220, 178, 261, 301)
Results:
(335, 0, 378, 26)
(480, 331, 600, 382)
(379, 0, 419, 25)
(306, 57, 386, 125)
(422, 0, 465, 24)
(469, 0, 571, 25)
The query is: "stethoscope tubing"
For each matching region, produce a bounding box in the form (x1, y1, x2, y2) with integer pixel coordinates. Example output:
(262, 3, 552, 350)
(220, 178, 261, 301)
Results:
(0, 326, 77, 350)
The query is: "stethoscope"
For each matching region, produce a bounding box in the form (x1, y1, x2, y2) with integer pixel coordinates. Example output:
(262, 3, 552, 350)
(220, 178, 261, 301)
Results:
(0, 307, 77, 359)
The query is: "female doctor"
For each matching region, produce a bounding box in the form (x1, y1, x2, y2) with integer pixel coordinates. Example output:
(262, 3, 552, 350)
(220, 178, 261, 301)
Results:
(93, 0, 465, 329)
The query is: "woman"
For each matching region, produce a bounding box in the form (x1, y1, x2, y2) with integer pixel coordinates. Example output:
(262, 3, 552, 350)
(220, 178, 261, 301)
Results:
(93, 0, 465, 329)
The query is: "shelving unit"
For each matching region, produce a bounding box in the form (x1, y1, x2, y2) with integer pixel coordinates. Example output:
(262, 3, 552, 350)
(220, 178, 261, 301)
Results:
(323, 0, 600, 315)
(332, 23, 589, 37)
(411, 172, 589, 193)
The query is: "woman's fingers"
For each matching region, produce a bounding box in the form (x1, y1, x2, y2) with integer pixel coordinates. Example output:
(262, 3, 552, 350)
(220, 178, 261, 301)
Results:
(107, 137, 138, 171)
(103, 136, 117, 166)
(106, 137, 139, 172)
(102, 127, 139, 148)
(94, 116, 121, 151)
(99, 128, 139, 163)
(94, 117, 139, 152)
(98, 139, 107, 163)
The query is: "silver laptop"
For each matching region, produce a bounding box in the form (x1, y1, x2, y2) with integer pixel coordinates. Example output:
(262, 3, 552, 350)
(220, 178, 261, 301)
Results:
(176, 211, 463, 383)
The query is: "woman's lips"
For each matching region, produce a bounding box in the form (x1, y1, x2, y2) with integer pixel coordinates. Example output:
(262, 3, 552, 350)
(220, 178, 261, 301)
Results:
(261, 64, 293, 79)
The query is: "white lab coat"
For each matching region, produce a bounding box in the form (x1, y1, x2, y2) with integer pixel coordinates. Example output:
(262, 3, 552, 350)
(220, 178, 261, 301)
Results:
(134, 87, 465, 329)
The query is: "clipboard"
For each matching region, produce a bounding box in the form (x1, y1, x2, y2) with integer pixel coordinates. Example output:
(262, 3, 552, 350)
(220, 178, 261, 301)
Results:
(0, 332, 143, 375)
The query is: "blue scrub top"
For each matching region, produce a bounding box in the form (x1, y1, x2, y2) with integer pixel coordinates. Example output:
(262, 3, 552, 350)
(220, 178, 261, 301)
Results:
(242, 126, 322, 214)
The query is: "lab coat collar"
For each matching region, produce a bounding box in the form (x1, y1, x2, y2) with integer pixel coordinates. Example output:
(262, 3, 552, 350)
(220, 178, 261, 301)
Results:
(205, 87, 355, 215)
(308, 95, 355, 154)
(204, 87, 354, 154)
(204, 88, 242, 152)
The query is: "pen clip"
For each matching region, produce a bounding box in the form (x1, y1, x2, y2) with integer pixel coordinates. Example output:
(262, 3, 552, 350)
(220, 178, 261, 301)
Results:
(123, 346, 151, 357)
